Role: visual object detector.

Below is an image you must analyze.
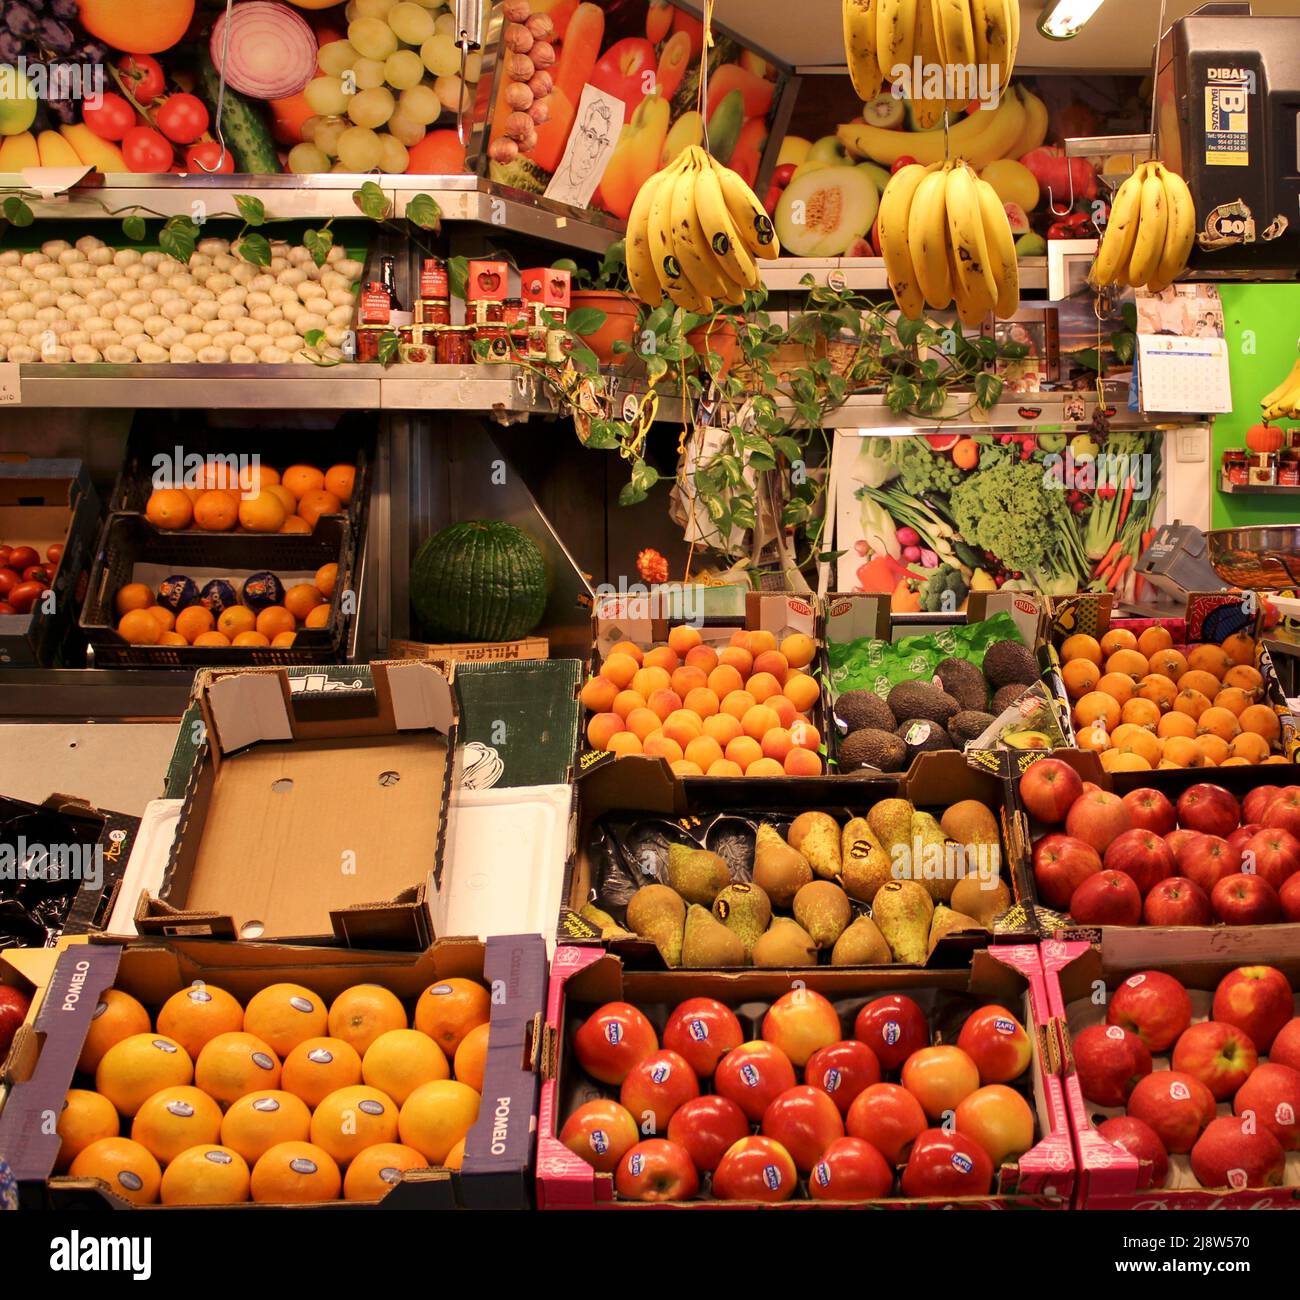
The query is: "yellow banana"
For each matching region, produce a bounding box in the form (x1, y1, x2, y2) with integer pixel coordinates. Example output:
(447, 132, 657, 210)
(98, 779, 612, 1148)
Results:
(928, 0, 964, 116)
(908, 163, 954, 309)
(910, 0, 945, 129)
(1090, 164, 1146, 289)
(837, 87, 1001, 165)
(671, 150, 732, 305)
(945, 162, 996, 320)
(1260, 358, 1300, 411)
(648, 152, 707, 311)
(626, 166, 667, 307)
(975, 174, 1019, 319)
(1007, 85, 1049, 157)
(694, 154, 760, 291)
(876, 0, 919, 84)
(933, 0, 976, 70)
(716, 162, 780, 260)
(1153, 163, 1196, 289)
(1128, 164, 1169, 288)
(879, 162, 931, 319)
(1005, 0, 1020, 86)
(972, 0, 1013, 92)
(962, 84, 1027, 168)
(843, 0, 884, 103)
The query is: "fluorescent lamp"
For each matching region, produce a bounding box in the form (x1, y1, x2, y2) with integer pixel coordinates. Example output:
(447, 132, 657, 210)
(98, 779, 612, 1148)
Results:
(1037, 0, 1107, 39)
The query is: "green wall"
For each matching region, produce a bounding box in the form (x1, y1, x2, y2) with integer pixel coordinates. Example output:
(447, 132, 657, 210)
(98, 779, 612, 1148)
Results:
(1214, 284, 1300, 529)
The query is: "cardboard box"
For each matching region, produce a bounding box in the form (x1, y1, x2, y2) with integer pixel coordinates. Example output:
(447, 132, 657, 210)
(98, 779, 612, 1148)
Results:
(131, 660, 456, 948)
(558, 749, 1039, 960)
(389, 636, 549, 666)
(0, 458, 100, 668)
(520, 266, 571, 310)
(1004, 749, 1300, 963)
(0, 933, 546, 1209)
(535, 943, 1073, 1209)
(1041, 939, 1300, 1209)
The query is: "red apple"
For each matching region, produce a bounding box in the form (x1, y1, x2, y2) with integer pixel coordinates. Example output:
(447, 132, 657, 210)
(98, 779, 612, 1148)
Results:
(901, 1045, 981, 1119)
(1020, 146, 1099, 203)
(761, 988, 841, 1068)
(1096, 1115, 1169, 1189)
(1227, 823, 1261, 855)
(1165, 828, 1203, 862)
(1177, 783, 1241, 838)
(614, 1138, 699, 1201)
(714, 1041, 798, 1121)
(1190, 1115, 1285, 1190)
(1018, 757, 1083, 823)
(711, 1135, 798, 1202)
(1070, 870, 1142, 925)
(1127, 1070, 1216, 1153)
(1282, 873, 1300, 922)
(1212, 965, 1294, 1053)
(1033, 834, 1102, 909)
(1103, 828, 1175, 897)
(619, 1049, 700, 1134)
(574, 1002, 659, 1084)
(1107, 971, 1192, 1051)
(853, 994, 928, 1070)
(761, 1084, 845, 1172)
(588, 37, 657, 123)
(900, 1127, 994, 1197)
(1143, 876, 1213, 927)
(662, 997, 744, 1077)
(956, 1005, 1032, 1085)
(1123, 788, 1177, 836)
(1264, 788, 1300, 839)
(1212, 873, 1282, 926)
(954, 1084, 1036, 1166)
(1065, 789, 1131, 854)
(1244, 785, 1281, 826)
(1233, 1063, 1300, 1150)
(808, 1135, 894, 1201)
(1171, 1021, 1259, 1100)
(1072, 1024, 1152, 1106)
(1271, 1019, 1300, 1071)
(1177, 834, 1242, 894)
(0, 984, 30, 1060)
(845, 1082, 928, 1164)
(1241, 827, 1300, 891)
(560, 1099, 641, 1172)
(666, 1095, 749, 1172)
(804, 1039, 881, 1115)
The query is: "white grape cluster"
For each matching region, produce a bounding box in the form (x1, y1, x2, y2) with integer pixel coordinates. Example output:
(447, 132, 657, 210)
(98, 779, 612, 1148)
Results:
(295, 0, 484, 174)
(0, 236, 365, 365)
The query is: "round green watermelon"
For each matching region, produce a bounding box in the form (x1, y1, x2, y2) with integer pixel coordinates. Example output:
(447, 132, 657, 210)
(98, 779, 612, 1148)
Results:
(411, 520, 548, 642)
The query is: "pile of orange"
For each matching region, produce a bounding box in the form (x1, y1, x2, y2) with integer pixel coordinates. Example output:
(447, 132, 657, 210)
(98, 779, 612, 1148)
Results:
(114, 563, 338, 650)
(1058, 626, 1287, 771)
(580, 626, 823, 776)
(145, 463, 356, 536)
(57, 976, 490, 1206)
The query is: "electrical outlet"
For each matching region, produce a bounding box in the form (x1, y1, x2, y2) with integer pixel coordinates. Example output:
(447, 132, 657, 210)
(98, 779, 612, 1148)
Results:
(1176, 427, 1208, 462)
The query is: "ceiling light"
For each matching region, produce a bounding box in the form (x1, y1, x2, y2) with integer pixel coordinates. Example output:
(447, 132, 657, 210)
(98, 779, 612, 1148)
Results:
(1037, 0, 1107, 39)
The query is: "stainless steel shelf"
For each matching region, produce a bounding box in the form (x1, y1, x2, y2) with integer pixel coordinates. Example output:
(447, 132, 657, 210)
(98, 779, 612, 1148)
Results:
(1218, 476, 1300, 495)
(0, 668, 194, 720)
(380, 364, 553, 416)
(757, 256, 1050, 294)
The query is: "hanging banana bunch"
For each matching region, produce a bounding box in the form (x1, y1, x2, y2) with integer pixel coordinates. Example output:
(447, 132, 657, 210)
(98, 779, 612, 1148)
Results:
(1089, 160, 1197, 293)
(1260, 351, 1300, 421)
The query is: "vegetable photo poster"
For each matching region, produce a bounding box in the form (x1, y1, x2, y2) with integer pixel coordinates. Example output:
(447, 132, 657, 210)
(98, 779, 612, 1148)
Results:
(832, 430, 1164, 611)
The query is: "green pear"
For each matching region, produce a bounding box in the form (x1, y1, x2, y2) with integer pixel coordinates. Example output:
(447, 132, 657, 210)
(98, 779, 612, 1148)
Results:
(713, 882, 771, 956)
(579, 902, 634, 940)
(928, 904, 983, 956)
(788, 812, 842, 880)
(626, 884, 686, 967)
(840, 816, 894, 903)
(666, 843, 731, 906)
(911, 811, 958, 903)
(682, 904, 746, 968)
(793, 880, 851, 948)
(871, 879, 933, 965)
(752, 823, 813, 907)
(751, 917, 818, 967)
(831, 914, 892, 966)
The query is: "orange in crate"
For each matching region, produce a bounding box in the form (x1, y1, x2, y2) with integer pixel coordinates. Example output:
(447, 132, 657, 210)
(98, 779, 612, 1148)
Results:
(414, 979, 490, 1056)
(250, 1141, 340, 1204)
(68, 1137, 161, 1206)
(160, 1145, 251, 1206)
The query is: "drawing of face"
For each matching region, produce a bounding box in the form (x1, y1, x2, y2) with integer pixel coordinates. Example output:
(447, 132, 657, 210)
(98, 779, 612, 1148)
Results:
(569, 99, 612, 184)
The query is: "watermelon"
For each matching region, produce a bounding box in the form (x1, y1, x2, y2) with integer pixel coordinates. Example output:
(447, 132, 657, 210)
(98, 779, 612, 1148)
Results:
(411, 520, 548, 643)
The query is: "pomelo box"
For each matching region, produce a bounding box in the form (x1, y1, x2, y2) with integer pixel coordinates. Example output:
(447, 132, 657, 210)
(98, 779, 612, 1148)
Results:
(535, 943, 1073, 1209)
(0, 458, 100, 668)
(1001, 748, 1300, 963)
(556, 749, 1040, 962)
(1041, 939, 1300, 1209)
(123, 659, 456, 949)
(0, 933, 546, 1210)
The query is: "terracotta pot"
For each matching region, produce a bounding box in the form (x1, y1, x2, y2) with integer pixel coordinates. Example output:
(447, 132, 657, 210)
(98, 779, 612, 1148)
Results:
(686, 317, 739, 378)
(569, 290, 640, 368)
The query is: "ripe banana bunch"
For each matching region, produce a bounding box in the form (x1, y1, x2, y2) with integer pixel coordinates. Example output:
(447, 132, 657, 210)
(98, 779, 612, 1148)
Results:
(1090, 160, 1196, 293)
(842, 0, 1020, 110)
(879, 158, 1018, 323)
(625, 146, 778, 313)
(1261, 356, 1300, 421)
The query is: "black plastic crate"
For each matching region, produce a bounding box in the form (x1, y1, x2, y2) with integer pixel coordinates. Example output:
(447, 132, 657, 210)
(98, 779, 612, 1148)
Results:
(80, 512, 356, 668)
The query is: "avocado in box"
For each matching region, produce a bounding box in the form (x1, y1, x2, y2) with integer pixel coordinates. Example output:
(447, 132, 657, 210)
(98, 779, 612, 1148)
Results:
(536, 943, 1071, 1208)
(131, 660, 455, 949)
(0, 933, 546, 1208)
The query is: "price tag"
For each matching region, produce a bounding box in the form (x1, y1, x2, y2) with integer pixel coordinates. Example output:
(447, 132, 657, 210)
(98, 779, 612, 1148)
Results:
(0, 364, 19, 405)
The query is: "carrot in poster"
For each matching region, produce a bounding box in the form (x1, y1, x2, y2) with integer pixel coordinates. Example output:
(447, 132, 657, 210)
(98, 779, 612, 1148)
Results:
(530, 2, 606, 174)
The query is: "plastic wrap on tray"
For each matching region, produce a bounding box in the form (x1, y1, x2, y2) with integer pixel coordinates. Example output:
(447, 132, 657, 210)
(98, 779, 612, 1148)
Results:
(0, 811, 101, 950)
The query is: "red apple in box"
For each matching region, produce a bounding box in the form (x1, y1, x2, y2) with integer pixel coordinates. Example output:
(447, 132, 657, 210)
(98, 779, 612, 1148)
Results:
(1177, 833, 1241, 893)
(954, 1083, 1036, 1166)
(1018, 757, 1083, 822)
(1033, 833, 1102, 909)
(1107, 970, 1191, 1051)
(620, 1049, 700, 1134)
(900, 1127, 994, 1197)
(809, 1136, 894, 1201)
(1103, 828, 1174, 897)
(1066, 788, 1131, 854)
(1244, 785, 1281, 825)
(614, 1138, 700, 1201)
(1072, 1023, 1152, 1106)
(1233, 1063, 1300, 1150)
(712, 1135, 798, 1202)
(845, 1082, 927, 1164)
(0, 984, 29, 1060)
(1213, 965, 1294, 1053)
(761, 1084, 845, 1172)
(1282, 874, 1300, 922)
(1127, 1070, 1216, 1152)
(1177, 783, 1241, 837)
(667, 1095, 749, 1172)
(715, 1041, 798, 1121)
(1171, 1021, 1259, 1100)
(1070, 870, 1141, 925)
(804, 1040, 881, 1115)
(956, 1005, 1032, 1084)
(853, 994, 928, 1070)
(1272, 1019, 1300, 1071)
(1241, 827, 1300, 891)
(662, 997, 744, 1077)
(1227, 823, 1261, 855)
(1165, 828, 1203, 861)
(1190, 1116, 1285, 1190)
(761, 988, 841, 1068)
(1123, 787, 1177, 836)
(575, 1002, 659, 1084)
(1264, 789, 1300, 839)
(560, 1099, 640, 1172)
(1143, 876, 1213, 926)
(1097, 1116, 1169, 1189)
(1211, 873, 1282, 925)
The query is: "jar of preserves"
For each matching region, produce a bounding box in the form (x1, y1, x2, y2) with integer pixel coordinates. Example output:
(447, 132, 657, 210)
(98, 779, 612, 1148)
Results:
(473, 322, 511, 364)
(415, 298, 451, 326)
(356, 325, 386, 363)
(359, 281, 391, 326)
(437, 324, 474, 366)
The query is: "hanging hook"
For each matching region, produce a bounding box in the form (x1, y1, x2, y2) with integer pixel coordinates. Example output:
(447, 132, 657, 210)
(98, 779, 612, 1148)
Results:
(198, 0, 235, 173)
(454, 0, 485, 149)
(942, 108, 951, 162)
(1047, 160, 1076, 216)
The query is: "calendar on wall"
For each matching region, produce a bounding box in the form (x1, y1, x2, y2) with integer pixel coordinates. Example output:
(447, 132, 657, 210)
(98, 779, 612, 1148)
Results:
(1137, 335, 1234, 414)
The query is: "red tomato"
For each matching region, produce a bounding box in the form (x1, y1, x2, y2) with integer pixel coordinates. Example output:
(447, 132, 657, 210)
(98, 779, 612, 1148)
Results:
(117, 54, 165, 105)
(0, 570, 16, 599)
(6, 546, 37, 572)
(8, 582, 45, 614)
(0, 603, 14, 616)
(184, 141, 235, 175)
(773, 162, 796, 188)
(156, 94, 209, 146)
(22, 565, 51, 585)
(45, 543, 63, 566)
(0, 546, 10, 568)
(122, 126, 174, 174)
(891, 155, 918, 173)
(82, 92, 135, 142)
